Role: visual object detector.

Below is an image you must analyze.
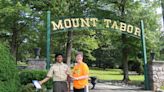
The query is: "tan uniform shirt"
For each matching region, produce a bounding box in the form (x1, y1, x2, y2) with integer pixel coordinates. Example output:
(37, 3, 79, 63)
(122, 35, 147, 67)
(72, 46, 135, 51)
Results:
(47, 62, 70, 81)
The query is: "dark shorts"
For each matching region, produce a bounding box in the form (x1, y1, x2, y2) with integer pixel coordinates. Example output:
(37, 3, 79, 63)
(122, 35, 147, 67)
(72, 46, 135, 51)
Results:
(53, 81, 68, 92)
(73, 88, 85, 92)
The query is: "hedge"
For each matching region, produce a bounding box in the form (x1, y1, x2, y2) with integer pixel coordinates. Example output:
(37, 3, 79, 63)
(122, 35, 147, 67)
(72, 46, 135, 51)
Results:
(19, 70, 53, 90)
(0, 43, 20, 92)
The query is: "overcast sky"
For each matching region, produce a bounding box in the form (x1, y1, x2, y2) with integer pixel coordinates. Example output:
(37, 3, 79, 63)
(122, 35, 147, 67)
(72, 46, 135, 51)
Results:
(156, 6, 164, 31)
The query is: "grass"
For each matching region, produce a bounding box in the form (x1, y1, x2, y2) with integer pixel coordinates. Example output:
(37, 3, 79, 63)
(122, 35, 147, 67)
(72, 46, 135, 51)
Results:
(160, 86, 164, 90)
(90, 68, 123, 80)
(17, 61, 28, 66)
(89, 68, 144, 85)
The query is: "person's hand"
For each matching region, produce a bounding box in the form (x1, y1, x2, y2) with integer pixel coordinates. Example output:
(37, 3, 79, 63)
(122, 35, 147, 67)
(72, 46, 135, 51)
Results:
(68, 75, 79, 80)
(39, 81, 43, 85)
(72, 77, 79, 81)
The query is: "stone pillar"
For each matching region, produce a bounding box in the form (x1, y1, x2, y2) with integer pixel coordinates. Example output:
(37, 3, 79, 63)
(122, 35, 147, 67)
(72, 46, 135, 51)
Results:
(148, 61, 164, 91)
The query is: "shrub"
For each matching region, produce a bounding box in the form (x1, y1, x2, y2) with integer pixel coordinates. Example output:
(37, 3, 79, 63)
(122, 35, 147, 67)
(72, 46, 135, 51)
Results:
(128, 60, 144, 74)
(21, 83, 36, 92)
(19, 70, 53, 89)
(0, 43, 20, 92)
(21, 83, 46, 92)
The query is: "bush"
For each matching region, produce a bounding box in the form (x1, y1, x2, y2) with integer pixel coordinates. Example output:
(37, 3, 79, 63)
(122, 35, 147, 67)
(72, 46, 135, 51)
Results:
(128, 60, 144, 74)
(0, 43, 20, 92)
(19, 70, 53, 89)
(21, 83, 36, 92)
(21, 83, 46, 92)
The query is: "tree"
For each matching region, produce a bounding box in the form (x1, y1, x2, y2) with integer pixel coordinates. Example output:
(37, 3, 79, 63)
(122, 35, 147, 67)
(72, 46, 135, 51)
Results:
(160, 33, 164, 60)
(161, 0, 164, 24)
(160, 0, 164, 60)
(0, 0, 41, 61)
(91, 0, 161, 82)
(0, 0, 56, 61)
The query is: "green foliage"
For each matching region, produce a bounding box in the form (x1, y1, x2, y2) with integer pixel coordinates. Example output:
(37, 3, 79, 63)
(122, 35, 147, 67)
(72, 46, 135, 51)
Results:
(160, 85, 164, 90)
(49, 0, 99, 63)
(92, 31, 122, 68)
(0, 1, 31, 30)
(0, 43, 20, 92)
(73, 31, 99, 61)
(128, 60, 143, 75)
(19, 70, 52, 89)
(21, 83, 46, 92)
(159, 32, 164, 60)
(0, 0, 39, 60)
(21, 83, 35, 92)
(0, 0, 163, 83)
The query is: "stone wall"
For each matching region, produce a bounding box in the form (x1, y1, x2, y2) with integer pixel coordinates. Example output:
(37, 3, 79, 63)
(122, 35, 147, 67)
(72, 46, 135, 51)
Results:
(27, 58, 46, 70)
(148, 61, 164, 91)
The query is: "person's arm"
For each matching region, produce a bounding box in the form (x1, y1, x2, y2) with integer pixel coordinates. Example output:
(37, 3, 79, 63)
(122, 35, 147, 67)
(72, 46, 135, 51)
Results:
(39, 66, 54, 85)
(66, 66, 71, 76)
(73, 75, 89, 80)
(66, 67, 71, 92)
(66, 66, 72, 81)
(39, 76, 51, 85)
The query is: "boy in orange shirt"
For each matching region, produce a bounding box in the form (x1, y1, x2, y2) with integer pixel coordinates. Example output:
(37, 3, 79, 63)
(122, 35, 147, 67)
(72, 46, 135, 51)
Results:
(72, 52, 89, 92)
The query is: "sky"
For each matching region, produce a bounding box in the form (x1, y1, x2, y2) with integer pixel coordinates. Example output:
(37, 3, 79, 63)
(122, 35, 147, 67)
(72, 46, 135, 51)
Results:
(156, 6, 164, 32)
(157, 7, 162, 14)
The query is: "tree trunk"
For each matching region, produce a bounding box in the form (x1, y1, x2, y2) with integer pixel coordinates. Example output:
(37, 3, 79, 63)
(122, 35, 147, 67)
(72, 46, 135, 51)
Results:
(161, 0, 164, 27)
(66, 31, 73, 67)
(11, 28, 18, 62)
(122, 34, 130, 83)
(120, 0, 130, 83)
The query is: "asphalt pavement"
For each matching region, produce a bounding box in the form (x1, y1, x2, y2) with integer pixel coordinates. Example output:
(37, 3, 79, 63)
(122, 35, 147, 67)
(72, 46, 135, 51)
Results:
(88, 83, 153, 92)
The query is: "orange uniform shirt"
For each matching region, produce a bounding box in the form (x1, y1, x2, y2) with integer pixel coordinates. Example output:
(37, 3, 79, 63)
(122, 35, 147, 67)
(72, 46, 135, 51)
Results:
(72, 62, 89, 89)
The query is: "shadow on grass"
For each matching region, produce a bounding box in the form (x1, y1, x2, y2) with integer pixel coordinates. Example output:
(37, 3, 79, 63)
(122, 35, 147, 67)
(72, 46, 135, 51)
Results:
(90, 72, 122, 75)
(97, 79, 144, 87)
(90, 67, 122, 72)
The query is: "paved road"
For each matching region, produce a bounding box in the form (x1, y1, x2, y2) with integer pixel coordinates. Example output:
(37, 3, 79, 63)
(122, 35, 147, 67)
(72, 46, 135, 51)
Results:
(48, 82, 161, 92)
(88, 83, 153, 92)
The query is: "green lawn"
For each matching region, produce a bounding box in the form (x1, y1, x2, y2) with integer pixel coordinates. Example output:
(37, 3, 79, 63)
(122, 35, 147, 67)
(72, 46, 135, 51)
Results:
(90, 68, 144, 85)
(161, 86, 164, 90)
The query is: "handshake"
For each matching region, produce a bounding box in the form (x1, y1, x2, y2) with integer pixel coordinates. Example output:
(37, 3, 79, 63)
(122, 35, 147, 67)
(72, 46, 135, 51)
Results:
(67, 75, 87, 83)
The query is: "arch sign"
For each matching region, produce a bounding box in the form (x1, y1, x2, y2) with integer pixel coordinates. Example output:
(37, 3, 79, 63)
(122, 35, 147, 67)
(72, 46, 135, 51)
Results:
(46, 11, 149, 90)
(51, 18, 141, 37)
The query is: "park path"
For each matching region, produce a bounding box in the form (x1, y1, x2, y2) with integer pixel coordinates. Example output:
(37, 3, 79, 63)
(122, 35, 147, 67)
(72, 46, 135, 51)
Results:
(47, 82, 159, 92)
(88, 83, 152, 92)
